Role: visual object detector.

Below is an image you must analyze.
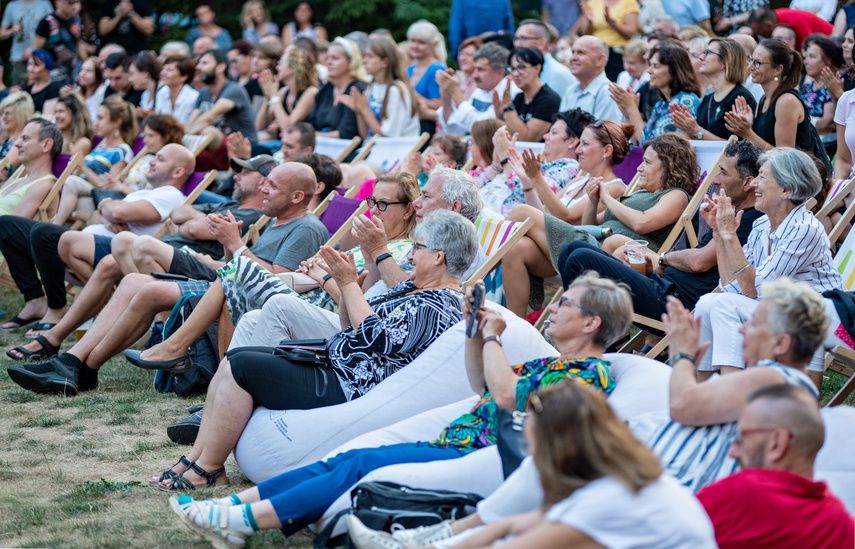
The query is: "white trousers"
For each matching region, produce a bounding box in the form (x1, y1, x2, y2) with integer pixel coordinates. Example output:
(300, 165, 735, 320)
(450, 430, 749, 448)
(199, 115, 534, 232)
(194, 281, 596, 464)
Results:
(229, 293, 341, 350)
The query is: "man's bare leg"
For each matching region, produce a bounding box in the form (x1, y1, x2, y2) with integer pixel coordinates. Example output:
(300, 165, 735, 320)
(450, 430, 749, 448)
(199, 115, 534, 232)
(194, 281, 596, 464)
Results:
(140, 279, 225, 362)
(109, 232, 141, 274)
(57, 231, 98, 281)
(9, 256, 124, 358)
(68, 277, 181, 368)
(132, 236, 177, 275)
(157, 357, 253, 488)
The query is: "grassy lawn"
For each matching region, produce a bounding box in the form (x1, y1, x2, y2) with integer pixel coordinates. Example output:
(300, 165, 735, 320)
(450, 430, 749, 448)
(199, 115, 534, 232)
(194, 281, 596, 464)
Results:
(0, 285, 852, 548)
(0, 286, 313, 549)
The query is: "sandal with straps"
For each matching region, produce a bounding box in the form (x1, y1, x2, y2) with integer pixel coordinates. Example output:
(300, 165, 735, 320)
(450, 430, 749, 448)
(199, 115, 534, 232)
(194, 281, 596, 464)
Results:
(150, 455, 193, 485)
(6, 335, 60, 361)
(159, 461, 228, 492)
(169, 495, 248, 549)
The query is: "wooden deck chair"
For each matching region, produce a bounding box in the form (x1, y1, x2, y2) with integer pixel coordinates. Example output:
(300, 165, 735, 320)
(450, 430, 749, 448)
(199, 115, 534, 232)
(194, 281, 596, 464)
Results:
(182, 133, 216, 156)
(151, 170, 217, 239)
(350, 135, 377, 163)
(243, 215, 271, 245)
(314, 136, 362, 163)
(115, 145, 149, 181)
(354, 133, 430, 173)
(318, 194, 366, 238)
(829, 199, 855, 290)
(825, 346, 855, 406)
(817, 178, 855, 227)
(465, 215, 535, 285)
(534, 287, 564, 334)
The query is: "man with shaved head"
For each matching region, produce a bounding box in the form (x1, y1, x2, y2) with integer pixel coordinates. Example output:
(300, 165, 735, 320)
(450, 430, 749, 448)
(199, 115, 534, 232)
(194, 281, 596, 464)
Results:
(559, 35, 621, 122)
(697, 384, 854, 547)
(8, 161, 328, 396)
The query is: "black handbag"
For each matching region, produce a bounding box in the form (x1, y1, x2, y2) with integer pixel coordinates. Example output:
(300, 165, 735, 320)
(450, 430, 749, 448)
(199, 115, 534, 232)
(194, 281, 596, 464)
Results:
(91, 188, 126, 206)
(496, 408, 530, 479)
(274, 338, 328, 366)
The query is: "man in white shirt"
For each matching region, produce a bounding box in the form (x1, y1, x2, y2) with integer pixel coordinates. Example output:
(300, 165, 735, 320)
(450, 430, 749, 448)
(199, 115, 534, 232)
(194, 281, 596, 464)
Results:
(559, 36, 622, 121)
(436, 43, 518, 135)
(513, 19, 576, 95)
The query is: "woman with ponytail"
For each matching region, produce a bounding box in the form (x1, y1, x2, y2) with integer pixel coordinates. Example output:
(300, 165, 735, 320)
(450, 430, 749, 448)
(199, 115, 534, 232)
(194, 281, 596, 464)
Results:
(724, 39, 816, 151)
(54, 95, 137, 225)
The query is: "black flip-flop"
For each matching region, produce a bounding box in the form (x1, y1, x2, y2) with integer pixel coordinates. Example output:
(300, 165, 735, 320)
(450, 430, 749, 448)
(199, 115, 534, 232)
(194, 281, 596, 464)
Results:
(6, 335, 60, 361)
(0, 315, 40, 332)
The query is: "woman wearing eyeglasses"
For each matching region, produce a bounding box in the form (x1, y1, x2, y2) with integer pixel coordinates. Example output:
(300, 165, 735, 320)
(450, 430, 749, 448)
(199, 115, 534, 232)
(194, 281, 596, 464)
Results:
(492, 48, 561, 143)
(670, 38, 757, 141)
(723, 39, 815, 153)
(150, 210, 477, 492)
(135, 172, 420, 370)
(166, 272, 631, 546)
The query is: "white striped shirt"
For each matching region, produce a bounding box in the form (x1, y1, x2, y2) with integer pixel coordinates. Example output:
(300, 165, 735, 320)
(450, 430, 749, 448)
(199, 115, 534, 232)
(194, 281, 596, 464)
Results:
(721, 204, 841, 295)
(640, 363, 818, 493)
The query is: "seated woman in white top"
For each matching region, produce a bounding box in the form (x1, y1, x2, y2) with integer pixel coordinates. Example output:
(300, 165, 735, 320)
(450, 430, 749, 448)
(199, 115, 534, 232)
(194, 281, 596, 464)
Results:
(155, 56, 200, 127)
(347, 379, 717, 549)
(340, 36, 420, 139)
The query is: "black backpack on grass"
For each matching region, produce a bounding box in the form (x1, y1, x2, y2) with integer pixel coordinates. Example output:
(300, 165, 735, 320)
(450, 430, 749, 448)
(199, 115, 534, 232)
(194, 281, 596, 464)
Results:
(153, 292, 219, 397)
(313, 481, 481, 548)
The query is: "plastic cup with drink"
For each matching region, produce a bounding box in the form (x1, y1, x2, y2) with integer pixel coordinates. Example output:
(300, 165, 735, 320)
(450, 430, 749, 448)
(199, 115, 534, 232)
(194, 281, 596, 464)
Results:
(625, 240, 649, 275)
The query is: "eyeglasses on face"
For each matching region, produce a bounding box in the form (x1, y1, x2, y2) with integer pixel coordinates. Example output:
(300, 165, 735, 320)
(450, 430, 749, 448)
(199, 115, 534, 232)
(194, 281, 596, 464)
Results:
(702, 49, 724, 60)
(732, 427, 792, 445)
(558, 296, 594, 316)
(746, 56, 773, 68)
(365, 196, 407, 211)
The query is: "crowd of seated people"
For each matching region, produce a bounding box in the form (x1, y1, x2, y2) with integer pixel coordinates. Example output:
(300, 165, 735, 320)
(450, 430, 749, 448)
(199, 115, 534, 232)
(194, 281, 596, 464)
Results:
(1, 2, 855, 547)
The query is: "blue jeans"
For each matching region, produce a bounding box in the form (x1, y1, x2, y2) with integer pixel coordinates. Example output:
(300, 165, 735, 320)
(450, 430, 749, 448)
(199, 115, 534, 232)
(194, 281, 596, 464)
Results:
(256, 442, 463, 536)
(193, 190, 230, 204)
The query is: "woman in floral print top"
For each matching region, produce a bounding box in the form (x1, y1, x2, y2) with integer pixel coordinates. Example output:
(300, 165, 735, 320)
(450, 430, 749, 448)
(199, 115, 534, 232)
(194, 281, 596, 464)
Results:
(609, 44, 701, 144)
(165, 273, 634, 543)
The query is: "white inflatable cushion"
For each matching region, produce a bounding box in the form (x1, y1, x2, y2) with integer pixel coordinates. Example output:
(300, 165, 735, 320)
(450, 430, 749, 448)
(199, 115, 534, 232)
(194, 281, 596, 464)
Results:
(234, 302, 557, 483)
(816, 406, 855, 514)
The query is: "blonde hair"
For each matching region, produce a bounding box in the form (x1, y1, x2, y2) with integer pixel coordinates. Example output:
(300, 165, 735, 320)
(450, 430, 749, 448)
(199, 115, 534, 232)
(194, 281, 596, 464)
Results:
(406, 20, 447, 64)
(533, 381, 663, 507)
(0, 91, 35, 131)
(241, 0, 270, 28)
(375, 171, 420, 235)
(100, 95, 137, 146)
(286, 46, 318, 91)
(331, 37, 369, 82)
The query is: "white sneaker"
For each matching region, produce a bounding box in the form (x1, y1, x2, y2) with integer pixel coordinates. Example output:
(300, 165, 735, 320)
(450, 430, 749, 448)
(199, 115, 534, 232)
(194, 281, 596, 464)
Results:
(346, 515, 404, 549)
(390, 519, 454, 546)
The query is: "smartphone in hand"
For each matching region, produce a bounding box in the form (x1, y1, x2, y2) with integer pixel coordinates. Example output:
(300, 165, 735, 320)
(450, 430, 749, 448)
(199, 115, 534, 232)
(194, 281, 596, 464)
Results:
(466, 284, 485, 338)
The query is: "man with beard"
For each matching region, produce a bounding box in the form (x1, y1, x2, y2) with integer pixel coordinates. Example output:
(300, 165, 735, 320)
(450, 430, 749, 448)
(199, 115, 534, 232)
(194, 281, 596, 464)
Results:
(186, 48, 257, 169)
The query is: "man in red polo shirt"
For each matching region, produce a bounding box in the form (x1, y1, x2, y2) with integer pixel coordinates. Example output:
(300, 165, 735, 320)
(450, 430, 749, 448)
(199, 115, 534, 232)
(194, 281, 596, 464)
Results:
(748, 7, 832, 49)
(697, 384, 853, 549)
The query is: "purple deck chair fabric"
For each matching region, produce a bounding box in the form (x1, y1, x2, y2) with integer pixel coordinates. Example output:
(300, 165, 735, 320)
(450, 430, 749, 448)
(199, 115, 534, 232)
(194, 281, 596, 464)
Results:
(131, 135, 146, 155)
(613, 145, 643, 185)
(52, 153, 73, 178)
(319, 195, 363, 237)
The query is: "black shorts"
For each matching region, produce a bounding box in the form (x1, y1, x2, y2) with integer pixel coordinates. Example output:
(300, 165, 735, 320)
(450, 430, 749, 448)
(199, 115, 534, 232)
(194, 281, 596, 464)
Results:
(168, 249, 218, 281)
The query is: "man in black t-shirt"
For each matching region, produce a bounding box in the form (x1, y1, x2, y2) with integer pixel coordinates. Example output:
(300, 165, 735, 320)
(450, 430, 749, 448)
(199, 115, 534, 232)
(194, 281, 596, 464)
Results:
(97, 0, 153, 55)
(102, 52, 144, 106)
(32, 0, 83, 82)
(559, 140, 764, 321)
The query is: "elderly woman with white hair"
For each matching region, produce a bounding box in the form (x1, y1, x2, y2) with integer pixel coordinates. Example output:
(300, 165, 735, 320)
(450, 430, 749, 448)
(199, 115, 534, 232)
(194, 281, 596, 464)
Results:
(694, 147, 841, 389)
(405, 20, 447, 134)
(151, 209, 479, 491)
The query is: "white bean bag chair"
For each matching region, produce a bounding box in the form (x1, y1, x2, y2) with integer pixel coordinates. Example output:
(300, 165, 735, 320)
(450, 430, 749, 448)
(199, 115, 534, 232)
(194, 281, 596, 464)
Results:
(816, 406, 855, 514)
(234, 302, 557, 483)
(313, 352, 673, 536)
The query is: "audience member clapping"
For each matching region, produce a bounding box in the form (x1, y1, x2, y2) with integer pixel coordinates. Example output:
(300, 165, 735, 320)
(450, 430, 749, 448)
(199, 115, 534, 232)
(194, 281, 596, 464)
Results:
(493, 47, 561, 143)
(255, 46, 319, 145)
(306, 37, 368, 141)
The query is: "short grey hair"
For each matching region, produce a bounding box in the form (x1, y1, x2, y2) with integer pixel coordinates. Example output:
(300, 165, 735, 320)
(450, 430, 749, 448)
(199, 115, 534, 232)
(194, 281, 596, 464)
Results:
(160, 41, 191, 58)
(430, 165, 483, 223)
(474, 43, 510, 72)
(415, 210, 479, 278)
(759, 148, 822, 204)
(568, 272, 633, 348)
(760, 278, 828, 364)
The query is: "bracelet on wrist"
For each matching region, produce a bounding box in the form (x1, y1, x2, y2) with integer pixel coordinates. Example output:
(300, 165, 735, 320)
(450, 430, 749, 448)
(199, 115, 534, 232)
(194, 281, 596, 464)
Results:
(490, 163, 502, 172)
(375, 252, 393, 266)
(522, 187, 533, 192)
(319, 273, 332, 289)
(733, 263, 751, 276)
(667, 352, 696, 367)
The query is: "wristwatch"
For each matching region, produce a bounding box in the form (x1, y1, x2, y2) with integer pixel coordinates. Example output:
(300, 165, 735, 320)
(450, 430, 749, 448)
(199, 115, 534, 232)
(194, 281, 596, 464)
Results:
(482, 335, 502, 347)
(503, 104, 516, 113)
(232, 244, 249, 258)
(658, 252, 667, 267)
(667, 352, 696, 367)
(695, 128, 705, 140)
